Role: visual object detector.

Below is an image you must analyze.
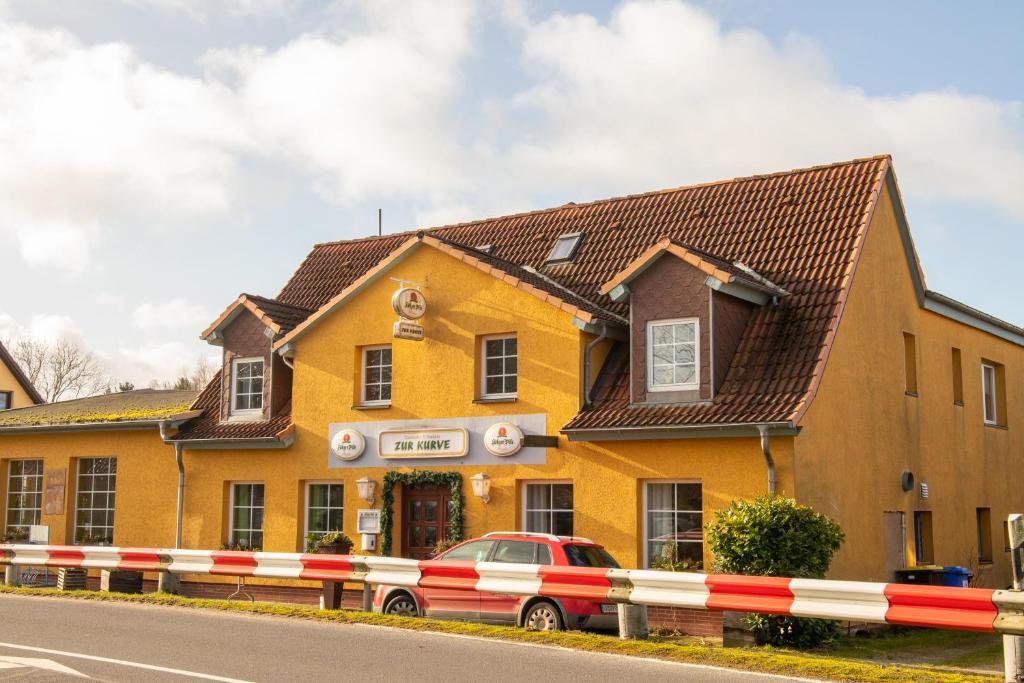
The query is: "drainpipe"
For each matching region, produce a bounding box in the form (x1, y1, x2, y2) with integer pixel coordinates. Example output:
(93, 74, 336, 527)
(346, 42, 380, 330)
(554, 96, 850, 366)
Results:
(583, 323, 609, 407)
(757, 425, 777, 498)
(159, 422, 186, 549)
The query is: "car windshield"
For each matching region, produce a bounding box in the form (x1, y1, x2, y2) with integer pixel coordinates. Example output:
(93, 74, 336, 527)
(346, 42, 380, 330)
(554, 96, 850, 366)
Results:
(440, 540, 495, 561)
(564, 544, 620, 568)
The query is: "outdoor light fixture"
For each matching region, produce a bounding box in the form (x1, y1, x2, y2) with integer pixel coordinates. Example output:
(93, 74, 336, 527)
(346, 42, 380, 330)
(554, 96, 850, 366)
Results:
(470, 473, 491, 504)
(356, 477, 377, 507)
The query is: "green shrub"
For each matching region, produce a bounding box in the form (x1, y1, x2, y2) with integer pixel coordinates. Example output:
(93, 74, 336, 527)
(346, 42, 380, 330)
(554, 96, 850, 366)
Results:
(705, 496, 845, 648)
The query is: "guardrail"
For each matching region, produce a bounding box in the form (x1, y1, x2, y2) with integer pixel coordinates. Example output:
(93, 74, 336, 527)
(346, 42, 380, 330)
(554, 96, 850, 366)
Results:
(2, 543, 1022, 635)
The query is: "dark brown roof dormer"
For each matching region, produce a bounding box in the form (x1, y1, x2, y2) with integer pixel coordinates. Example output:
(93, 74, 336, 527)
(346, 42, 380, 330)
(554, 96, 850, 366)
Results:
(200, 294, 312, 424)
(599, 238, 787, 406)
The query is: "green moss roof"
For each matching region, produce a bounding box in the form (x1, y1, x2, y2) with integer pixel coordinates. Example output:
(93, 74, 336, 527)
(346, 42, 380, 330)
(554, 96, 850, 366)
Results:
(0, 389, 199, 428)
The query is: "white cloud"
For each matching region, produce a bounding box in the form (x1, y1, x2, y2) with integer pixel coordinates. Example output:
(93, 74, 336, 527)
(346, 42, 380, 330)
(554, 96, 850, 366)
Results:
(132, 298, 212, 330)
(0, 20, 251, 274)
(0, 312, 82, 343)
(120, 0, 297, 21)
(106, 341, 207, 385)
(491, 1, 1024, 218)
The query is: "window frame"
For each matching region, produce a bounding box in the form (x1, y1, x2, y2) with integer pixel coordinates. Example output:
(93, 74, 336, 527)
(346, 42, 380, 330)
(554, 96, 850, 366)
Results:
(304, 481, 345, 542)
(229, 481, 265, 550)
(913, 510, 934, 565)
(976, 507, 993, 564)
(545, 232, 583, 264)
(5, 458, 44, 536)
(480, 333, 518, 400)
(982, 362, 998, 425)
(642, 479, 703, 569)
(229, 356, 265, 418)
(646, 318, 700, 392)
(0, 391, 12, 411)
(73, 457, 117, 546)
(360, 345, 393, 407)
(521, 480, 573, 536)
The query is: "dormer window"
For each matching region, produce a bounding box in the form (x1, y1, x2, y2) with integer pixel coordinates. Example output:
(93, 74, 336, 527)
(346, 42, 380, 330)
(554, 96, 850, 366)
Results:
(647, 319, 699, 391)
(546, 232, 583, 264)
(231, 357, 264, 417)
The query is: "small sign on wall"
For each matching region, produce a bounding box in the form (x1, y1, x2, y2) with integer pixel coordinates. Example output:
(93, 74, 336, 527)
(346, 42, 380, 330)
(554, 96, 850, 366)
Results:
(43, 468, 66, 516)
(357, 509, 382, 535)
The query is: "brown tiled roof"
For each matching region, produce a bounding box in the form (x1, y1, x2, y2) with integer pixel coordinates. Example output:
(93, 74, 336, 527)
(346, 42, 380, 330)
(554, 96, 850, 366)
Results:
(0, 340, 43, 405)
(169, 370, 292, 442)
(198, 155, 891, 437)
(243, 295, 312, 335)
(0, 389, 197, 429)
(273, 156, 888, 430)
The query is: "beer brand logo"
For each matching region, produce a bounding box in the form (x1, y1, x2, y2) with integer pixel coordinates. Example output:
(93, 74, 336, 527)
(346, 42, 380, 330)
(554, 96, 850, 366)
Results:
(483, 422, 523, 457)
(392, 287, 427, 320)
(331, 429, 365, 461)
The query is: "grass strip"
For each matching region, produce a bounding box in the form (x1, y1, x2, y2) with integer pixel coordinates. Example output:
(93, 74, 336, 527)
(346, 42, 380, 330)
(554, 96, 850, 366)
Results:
(0, 585, 998, 683)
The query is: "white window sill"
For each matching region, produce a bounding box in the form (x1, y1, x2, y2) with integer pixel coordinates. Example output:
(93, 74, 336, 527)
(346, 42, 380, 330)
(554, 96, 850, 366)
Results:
(225, 412, 266, 423)
(475, 395, 517, 404)
(353, 403, 391, 411)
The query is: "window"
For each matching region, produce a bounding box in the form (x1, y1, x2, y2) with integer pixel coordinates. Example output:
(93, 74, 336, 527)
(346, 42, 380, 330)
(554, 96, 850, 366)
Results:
(231, 357, 264, 416)
(977, 508, 993, 563)
(361, 346, 392, 405)
(903, 333, 917, 395)
(523, 482, 572, 536)
(230, 483, 264, 550)
(482, 335, 517, 398)
(951, 348, 964, 404)
(913, 511, 934, 565)
(564, 545, 620, 568)
(645, 482, 702, 569)
(982, 362, 1000, 425)
(74, 458, 117, 545)
(306, 483, 343, 541)
(0, 391, 12, 410)
(441, 539, 495, 561)
(491, 540, 551, 564)
(647, 319, 699, 391)
(5, 459, 43, 537)
(546, 232, 583, 264)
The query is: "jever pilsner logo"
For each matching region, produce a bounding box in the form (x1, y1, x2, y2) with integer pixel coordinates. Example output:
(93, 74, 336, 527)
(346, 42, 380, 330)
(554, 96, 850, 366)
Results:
(331, 429, 365, 461)
(483, 422, 523, 457)
(392, 287, 427, 320)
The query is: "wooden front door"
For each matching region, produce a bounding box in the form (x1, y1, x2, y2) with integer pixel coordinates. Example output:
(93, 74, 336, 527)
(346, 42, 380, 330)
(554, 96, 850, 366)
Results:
(402, 486, 453, 560)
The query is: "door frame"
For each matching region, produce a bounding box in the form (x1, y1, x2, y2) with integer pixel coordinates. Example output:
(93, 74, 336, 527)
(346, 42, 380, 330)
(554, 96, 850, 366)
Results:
(400, 484, 453, 559)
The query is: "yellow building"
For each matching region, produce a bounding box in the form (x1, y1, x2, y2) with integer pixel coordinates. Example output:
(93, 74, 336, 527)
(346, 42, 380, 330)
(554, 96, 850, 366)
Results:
(1, 156, 1021, 593)
(0, 341, 42, 411)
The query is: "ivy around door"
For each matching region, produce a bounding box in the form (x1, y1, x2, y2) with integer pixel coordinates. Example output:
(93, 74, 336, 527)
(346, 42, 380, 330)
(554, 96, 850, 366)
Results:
(380, 470, 464, 557)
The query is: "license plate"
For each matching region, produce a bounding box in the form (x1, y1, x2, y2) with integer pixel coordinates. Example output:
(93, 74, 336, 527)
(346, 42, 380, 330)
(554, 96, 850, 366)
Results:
(600, 604, 617, 614)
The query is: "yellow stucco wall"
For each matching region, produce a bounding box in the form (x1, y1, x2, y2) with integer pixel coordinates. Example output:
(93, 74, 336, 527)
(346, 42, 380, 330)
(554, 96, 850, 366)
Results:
(175, 244, 789, 571)
(0, 429, 178, 546)
(796, 181, 1022, 586)
(0, 360, 35, 410)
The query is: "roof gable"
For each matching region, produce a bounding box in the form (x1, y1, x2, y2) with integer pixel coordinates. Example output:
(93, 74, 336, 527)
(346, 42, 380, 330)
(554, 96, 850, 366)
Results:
(0, 340, 43, 405)
(202, 294, 312, 343)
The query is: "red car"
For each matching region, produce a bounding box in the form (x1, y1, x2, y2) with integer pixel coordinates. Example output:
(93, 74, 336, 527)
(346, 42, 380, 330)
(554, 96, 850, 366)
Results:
(373, 531, 621, 631)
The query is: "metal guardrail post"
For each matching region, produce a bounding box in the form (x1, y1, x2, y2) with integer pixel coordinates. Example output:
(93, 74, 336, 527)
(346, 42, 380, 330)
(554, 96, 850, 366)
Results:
(3, 565, 20, 587)
(1005, 514, 1024, 683)
(362, 583, 373, 612)
(617, 604, 648, 640)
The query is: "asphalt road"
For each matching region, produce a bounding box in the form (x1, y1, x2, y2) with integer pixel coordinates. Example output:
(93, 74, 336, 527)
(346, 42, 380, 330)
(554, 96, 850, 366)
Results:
(0, 594, 811, 682)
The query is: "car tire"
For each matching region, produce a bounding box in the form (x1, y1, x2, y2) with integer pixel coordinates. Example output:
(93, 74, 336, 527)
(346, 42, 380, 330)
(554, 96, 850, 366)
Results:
(383, 592, 419, 617)
(522, 601, 564, 632)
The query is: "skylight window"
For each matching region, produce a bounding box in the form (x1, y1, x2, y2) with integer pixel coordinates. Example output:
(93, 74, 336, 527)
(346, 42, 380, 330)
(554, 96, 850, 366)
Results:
(546, 233, 583, 264)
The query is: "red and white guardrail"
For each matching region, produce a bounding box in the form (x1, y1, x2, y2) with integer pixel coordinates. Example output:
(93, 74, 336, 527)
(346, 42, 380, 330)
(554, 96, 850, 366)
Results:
(3, 544, 1023, 634)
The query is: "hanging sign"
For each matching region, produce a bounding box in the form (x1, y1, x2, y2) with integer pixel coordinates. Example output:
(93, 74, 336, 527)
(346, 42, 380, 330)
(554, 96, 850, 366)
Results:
(379, 427, 469, 459)
(330, 428, 366, 461)
(483, 422, 524, 456)
(392, 288, 426, 320)
(393, 321, 424, 341)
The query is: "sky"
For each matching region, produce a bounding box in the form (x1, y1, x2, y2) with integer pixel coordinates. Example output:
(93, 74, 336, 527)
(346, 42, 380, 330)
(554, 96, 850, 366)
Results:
(0, 0, 1021, 388)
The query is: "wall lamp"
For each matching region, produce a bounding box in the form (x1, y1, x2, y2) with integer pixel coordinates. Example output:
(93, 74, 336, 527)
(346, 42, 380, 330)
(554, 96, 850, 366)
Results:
(470, 473, 491, 504)
(356, 477, 377, 507)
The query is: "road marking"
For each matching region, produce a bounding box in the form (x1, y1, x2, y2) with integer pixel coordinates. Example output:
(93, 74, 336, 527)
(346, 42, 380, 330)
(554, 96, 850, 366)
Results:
(0, 642, 253, 682)
(0, 656, 87, 677)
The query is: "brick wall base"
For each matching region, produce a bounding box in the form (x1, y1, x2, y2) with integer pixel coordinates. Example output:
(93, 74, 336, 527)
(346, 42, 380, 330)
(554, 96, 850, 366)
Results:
(647, 606, 724, 638)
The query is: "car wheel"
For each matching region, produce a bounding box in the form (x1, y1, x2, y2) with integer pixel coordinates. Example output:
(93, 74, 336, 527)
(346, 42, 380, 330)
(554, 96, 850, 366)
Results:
(384, 593, 419, 617)
(523, 602, 563, 631)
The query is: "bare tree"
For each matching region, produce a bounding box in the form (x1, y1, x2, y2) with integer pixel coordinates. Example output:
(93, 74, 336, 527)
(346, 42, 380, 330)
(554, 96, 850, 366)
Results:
(188, 356, 216, 390)
(8, 337, 106, 402)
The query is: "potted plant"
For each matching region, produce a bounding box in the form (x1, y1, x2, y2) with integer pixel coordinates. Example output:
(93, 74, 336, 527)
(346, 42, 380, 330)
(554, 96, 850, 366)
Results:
(307, 531, 353, 555)
(1, 528, 28, 543)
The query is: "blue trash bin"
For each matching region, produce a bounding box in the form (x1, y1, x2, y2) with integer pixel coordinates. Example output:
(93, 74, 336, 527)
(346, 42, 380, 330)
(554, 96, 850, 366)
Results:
(942, 566, 973, 587)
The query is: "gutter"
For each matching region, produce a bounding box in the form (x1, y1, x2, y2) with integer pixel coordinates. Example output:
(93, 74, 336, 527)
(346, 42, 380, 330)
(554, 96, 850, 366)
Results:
(757, 424, 777, 498)
(169, 435, 295, 450)
(159, 421, 186, 549)
(0, 411, 203, 435)
(562, 421, 797, 441)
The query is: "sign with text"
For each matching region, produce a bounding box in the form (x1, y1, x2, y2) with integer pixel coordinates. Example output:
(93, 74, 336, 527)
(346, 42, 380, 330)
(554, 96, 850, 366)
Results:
(391, 288, 426, 320)
(379, 427, 469, 459)
(43, 468, 66, 516)
(330, 428, 366, 462)
(483, 422, 524, 456)
(357, 509, 381, 535)
(393, 321, 424, 341)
